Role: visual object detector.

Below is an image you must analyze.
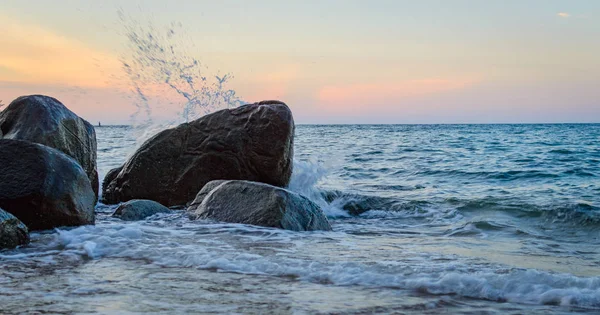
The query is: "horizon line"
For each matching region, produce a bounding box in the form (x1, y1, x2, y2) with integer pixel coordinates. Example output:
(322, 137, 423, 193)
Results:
(95, 122, 600, 127)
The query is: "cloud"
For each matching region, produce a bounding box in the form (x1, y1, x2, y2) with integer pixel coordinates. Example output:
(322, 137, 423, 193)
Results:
(316, 77, 480, 113)
(557, 12, 571, 18)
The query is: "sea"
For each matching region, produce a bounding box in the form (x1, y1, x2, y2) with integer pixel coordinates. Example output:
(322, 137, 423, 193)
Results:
(1, 123, 599, 314)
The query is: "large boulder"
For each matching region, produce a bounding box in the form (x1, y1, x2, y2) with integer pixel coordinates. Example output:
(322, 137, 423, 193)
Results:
(112, 199, 171, 221)
(188, 180, 332, 231)
(0, 139, 95, 231)
(0, 208, 29, 249)
(103, 100, 294, 207)
(0, 95, 99, 198)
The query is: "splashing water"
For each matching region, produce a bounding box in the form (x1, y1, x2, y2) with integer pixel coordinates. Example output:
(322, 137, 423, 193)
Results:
(288, 158, 350, 218)
(117, 12, 244, 146)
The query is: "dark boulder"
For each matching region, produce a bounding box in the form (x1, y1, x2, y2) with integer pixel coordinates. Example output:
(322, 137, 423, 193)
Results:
(0, 208, 29, 249)
(103, 100, 294, 207)
(0, 139, 95, 231)
(0, 95, 99, 198)
(188, 180, 332, 231)
(102, 166, 123, 194)
(112, 199, 171, 221)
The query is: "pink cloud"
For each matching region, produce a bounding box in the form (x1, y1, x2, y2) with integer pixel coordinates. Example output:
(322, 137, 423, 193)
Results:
(315, 77, 480, 113)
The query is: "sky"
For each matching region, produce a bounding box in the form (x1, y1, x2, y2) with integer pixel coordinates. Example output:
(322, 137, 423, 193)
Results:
(0, 0, 599, 124)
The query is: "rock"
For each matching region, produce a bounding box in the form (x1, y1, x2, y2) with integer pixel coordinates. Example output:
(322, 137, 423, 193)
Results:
(0, 95, 99, 199)
(0, 139, 95, 231)
(320, 190, 399, 216)
(0, 208, 29, 249)
(187, 180, 229, 208)
(103, 100, 294, 207)
(188, 180, 332, 231)
(102, 166, 123, 194)
(112, 199, 171, 221)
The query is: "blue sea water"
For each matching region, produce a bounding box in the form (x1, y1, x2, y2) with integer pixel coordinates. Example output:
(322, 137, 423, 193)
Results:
(1, 124, 599, 314)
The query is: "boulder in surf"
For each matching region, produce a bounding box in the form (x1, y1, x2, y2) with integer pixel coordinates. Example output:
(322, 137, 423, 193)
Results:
(112, 199, 171, 221)
(188, 180, 332, 231)
(0, 208, 29, 249)
(102, 100, 294, 207)
(0, 95, 99, 199)
(187, 179, 229, 209)
(0, 139, 96, 231)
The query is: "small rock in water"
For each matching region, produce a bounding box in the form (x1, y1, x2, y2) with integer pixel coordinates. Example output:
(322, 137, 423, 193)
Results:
(102, 100, 294, 207)
(0, 208, 29, 249)
(0, 95, 99, 199)
(113, 199, 171, 221)
(0, 139, 95, 231)
(188, 180, 332, 231)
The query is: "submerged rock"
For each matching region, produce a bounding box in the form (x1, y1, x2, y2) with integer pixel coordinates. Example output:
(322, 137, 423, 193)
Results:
(0, 208, 29, 249)
(112, 199, 171, 221)
(0, 139, 95, 231)
(188, 180, 332, 231)
(0, 95, 99, 198)
(320, 189, 414, 216)
(103, 100, 294, 207)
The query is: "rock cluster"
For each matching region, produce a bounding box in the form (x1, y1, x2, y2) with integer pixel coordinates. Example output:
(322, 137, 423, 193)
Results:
(0, 96, 331, 248)
(0, 95, 98, 198)
(104, 100, 331, 231)
(0, 95, 97, 248)
(102, 100, 295, 207)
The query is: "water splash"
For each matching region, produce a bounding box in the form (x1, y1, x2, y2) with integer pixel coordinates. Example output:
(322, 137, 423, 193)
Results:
(289, 159, 350, 217)
(117, 11, 244, 145)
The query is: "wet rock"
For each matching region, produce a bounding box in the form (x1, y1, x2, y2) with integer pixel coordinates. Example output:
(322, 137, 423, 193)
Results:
(188, 180, 332, 231)
(103, 100, 294, 207)
(187, 180, 228, 208)
(102, 166, 123, 194)
(320, 190, 401, 216)
(0, 208, 29, 249)
(112, 199, 171, 221)
(0, 139, 95, 231)
(0, 95, 99, 198)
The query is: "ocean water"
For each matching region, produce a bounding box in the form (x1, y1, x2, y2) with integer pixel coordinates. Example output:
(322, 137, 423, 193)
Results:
(1, 124, 599, 314)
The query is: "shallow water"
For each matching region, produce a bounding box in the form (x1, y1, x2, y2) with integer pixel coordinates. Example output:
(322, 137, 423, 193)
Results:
(1, 124, 599, 314)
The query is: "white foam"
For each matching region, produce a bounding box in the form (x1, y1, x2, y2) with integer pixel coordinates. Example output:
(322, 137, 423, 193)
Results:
(4, 220, 594, 309)
(289, 159, 350, 218)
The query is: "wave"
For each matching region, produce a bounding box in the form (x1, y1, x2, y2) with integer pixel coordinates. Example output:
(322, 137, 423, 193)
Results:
(312, 188, 600, 229)
(549, 149, 576, 154)
(444, 220, 516, 237)
(320, 190, 431, 216)
(451, 198, 600, 227)
(400, 169, 562, 181)
(2, 222, 599, 309)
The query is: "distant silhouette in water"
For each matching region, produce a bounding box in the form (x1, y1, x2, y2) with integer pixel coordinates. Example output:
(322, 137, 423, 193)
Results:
(98, 122, 101, 127)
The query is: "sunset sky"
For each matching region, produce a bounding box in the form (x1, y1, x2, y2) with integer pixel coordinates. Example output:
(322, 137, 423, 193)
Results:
(0, 0, 598, 124)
